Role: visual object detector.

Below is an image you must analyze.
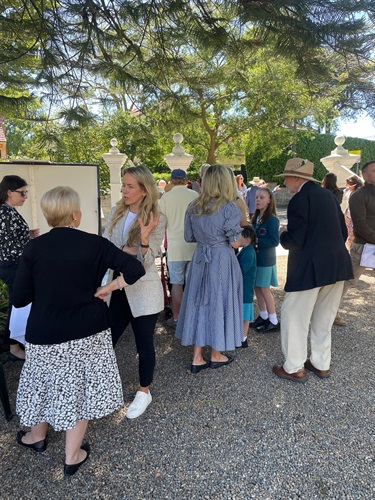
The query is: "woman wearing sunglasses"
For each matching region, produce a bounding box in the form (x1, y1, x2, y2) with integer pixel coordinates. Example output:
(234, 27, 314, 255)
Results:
(0, 175, 39, 361)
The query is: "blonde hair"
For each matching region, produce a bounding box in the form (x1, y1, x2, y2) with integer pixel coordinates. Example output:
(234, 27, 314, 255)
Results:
(41, 186, 80, 227)
(108, 165, 160, 245)
(188, 164, 239, 216)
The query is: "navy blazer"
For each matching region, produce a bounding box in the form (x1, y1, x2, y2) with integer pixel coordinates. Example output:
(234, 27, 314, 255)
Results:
(280, 181, 353, 292)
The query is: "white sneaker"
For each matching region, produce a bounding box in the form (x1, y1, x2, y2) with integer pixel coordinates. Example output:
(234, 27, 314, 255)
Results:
(126, 390, 152, 419)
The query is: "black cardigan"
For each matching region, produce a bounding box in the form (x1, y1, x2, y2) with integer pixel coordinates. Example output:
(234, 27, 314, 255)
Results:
(12, 227, 145, 345)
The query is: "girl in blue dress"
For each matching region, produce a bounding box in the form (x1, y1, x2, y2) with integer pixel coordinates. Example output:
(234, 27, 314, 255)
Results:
(251, 188, 280, 332)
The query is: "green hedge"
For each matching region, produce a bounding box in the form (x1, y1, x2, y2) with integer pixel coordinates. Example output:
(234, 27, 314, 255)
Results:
(246, 132, 375, 183)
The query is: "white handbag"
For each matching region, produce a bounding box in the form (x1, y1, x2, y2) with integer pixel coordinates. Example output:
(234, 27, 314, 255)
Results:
(9, 304, 31, 345)
(360, 243, 375, 268)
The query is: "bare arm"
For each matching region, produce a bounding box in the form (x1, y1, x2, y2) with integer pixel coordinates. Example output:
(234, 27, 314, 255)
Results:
(95, 274, 127, 301)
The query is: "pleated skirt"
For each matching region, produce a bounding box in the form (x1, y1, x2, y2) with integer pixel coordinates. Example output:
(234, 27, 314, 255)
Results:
(254, 265, 278, 288)
(16, 329, 124, 431)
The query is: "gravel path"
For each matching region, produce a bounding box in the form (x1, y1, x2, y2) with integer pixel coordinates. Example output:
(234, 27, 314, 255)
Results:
(0, 256, 374, 499)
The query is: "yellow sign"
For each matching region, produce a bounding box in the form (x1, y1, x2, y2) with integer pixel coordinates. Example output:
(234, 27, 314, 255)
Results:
(348, 150, 361, 155)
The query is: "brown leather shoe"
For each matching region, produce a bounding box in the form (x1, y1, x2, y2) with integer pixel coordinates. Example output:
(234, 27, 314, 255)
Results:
(333, 315, 347, 327)
(304, 359, 330, 379)
(272, 365, 308, 383)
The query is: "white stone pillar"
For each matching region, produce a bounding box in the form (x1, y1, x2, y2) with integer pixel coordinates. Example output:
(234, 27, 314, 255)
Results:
(320, 136, 361, 188)
(102, 138, 128, 207)
(164, 133, 193, 171)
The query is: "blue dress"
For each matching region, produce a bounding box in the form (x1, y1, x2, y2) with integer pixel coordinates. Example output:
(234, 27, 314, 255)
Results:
(175, 202, 243, 351)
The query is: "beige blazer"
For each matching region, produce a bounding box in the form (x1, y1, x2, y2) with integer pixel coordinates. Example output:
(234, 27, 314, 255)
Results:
(103, 207, 166, 317)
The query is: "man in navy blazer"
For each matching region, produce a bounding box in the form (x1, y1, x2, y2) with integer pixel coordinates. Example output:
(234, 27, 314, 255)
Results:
(272, 158, 353, 382)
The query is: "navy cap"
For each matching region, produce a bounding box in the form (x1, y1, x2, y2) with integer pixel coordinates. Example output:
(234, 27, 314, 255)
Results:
(171, 169, 187, 180)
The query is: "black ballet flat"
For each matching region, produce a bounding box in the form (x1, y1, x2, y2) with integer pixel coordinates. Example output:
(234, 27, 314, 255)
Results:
(190, 361, 210, 374)
(16, 430, 47, 453)
(209, 355, 234, 369)
(64, 443, 90, 478)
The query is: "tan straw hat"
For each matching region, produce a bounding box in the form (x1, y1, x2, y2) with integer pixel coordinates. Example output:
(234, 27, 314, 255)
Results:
(249, 176, 261, 185)
(275, 158, 320, 183)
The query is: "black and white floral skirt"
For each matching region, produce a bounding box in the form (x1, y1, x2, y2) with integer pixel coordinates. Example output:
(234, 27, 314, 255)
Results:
(16, 329, 124, 431)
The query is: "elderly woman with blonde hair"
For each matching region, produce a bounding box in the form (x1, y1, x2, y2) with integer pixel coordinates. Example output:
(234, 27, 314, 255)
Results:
(103, 165, 166, 420)
(12, 186, 145, 477)
(176, 164, 243, 372)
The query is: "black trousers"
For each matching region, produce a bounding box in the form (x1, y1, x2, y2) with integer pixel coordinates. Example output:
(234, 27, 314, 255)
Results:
(109, 288, 158, 388)
(0, 261, 19, 345)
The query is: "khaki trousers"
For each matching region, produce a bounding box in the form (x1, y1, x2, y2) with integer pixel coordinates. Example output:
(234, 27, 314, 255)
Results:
(281, 281, 344, 374)
(342, 242, 367, 297)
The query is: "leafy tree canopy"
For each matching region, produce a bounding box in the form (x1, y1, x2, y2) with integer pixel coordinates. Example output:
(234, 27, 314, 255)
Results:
(1, 0, 374, 175)
(1, 1, 374, 111)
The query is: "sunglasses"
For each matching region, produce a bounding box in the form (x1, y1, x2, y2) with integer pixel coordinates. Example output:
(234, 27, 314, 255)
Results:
(11, 189, 28, 197)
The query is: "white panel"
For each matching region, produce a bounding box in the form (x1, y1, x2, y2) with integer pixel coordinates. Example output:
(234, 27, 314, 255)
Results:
(0, 163, 100, 235)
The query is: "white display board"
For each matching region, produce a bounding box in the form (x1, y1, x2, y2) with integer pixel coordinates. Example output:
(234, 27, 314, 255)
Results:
(0, 161, 101, 235)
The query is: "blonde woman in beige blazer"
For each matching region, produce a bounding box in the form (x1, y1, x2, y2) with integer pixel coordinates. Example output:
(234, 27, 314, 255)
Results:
(102, 165, 166, 420)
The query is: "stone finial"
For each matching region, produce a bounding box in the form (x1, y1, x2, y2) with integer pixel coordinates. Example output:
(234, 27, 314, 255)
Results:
(108, 138, 120, 154)
(164, 133, 193, 171)
(332, 135, 349, 156)
(171, 133, 185, 155)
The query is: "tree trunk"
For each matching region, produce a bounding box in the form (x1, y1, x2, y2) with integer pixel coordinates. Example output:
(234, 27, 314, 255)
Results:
(291, 118, 297, 155)
(206, 139, 217, 164)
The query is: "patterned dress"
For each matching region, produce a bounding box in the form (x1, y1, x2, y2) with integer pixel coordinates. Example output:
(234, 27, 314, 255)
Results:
(0, 203, 30, 262)
(175, 202, 243, 351)
(0, 203, 30, 341)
